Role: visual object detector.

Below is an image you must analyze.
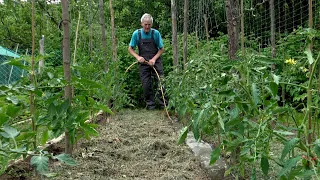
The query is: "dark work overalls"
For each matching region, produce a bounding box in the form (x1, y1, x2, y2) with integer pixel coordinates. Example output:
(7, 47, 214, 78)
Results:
(138, 29, 167, 109)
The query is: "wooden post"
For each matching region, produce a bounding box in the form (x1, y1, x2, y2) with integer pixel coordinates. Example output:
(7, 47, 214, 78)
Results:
(99, 0, 108, 71)
(203, 14, 209, 41)
(88, 0, 92, 62)
(110, 0, 117, 61)
(73, 12, 81, 64)
(171, 0, 178, 67)
(196, 29, 199, 49)
(38, 35, 44, 73)
(183, 0, 189, 70)
(240, 0, 244, 57)
(270, 0, 276, 58)
(61, 0, 73, 154)
(225, 0, 239, 60)
(8, 44, 19, 84)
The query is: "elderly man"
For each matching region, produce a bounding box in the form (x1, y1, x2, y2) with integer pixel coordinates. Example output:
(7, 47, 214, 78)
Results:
(128, 13, 167, 110)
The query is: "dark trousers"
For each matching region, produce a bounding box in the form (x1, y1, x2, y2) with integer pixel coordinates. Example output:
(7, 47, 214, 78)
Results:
(138, 60, 167, 108)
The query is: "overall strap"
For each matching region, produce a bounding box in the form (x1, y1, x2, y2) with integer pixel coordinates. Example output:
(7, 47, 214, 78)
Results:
(138, 29, 142, 41)
(151, 30, 154, 40)
(138, 29, 154, 41)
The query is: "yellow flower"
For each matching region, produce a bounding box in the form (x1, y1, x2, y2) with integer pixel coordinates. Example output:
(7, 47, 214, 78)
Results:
(285, 58, 296, 65)
(299, 67, 308, 73)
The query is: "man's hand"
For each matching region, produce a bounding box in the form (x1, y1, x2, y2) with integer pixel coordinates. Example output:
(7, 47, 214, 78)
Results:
(137, 56, 146, 63)
(148, 59, 156, 66)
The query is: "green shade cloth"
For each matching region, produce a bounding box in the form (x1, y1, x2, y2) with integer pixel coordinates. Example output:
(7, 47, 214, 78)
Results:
(0, 46, 22, 84)
(0, 46, 20, 58)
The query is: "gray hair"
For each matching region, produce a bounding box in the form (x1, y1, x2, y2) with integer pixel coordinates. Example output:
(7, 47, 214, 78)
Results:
(140, 13, 153, 23)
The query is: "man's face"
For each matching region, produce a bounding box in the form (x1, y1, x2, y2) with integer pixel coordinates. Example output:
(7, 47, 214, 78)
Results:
(141, 19, 152, 33)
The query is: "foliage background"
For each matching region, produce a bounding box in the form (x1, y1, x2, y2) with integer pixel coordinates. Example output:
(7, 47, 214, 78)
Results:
(1, 0, 320, 179)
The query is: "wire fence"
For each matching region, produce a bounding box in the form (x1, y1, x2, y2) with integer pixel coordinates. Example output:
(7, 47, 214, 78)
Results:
(173, 0, 319, 60)
(176, 0, 226, 40)
(245, 0, 319, 50)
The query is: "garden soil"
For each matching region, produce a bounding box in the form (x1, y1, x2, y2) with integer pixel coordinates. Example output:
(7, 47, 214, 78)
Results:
(2, 109, 210, 180)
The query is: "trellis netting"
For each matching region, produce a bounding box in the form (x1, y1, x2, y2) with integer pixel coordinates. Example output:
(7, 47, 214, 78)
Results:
(176, 0, 225, 40)
(244, 0, 320, 52)
(173, 0, 319, 58)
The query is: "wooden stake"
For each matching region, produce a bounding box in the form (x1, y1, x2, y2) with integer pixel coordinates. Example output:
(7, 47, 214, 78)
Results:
(31, 0, 37, 150)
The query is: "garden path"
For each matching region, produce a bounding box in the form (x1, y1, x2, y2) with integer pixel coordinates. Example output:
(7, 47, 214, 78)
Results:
(52, 109, 210, 180)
